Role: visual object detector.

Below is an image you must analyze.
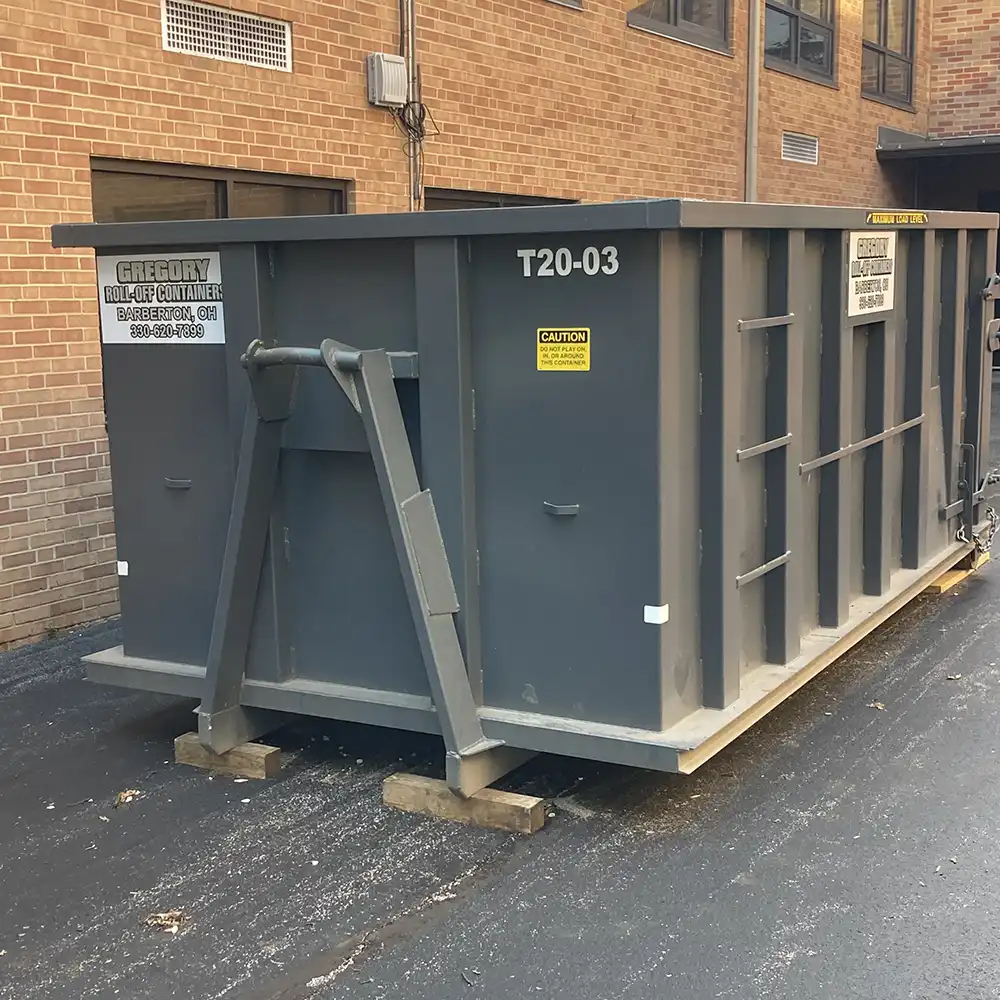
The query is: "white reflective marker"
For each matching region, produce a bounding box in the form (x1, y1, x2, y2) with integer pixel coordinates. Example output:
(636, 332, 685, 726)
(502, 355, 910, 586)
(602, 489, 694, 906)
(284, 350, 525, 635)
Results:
(643, 604, 669, 625)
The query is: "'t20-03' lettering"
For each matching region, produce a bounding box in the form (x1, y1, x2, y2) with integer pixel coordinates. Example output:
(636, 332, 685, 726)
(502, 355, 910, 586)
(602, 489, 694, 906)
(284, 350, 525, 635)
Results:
(517, 246, 619, 277)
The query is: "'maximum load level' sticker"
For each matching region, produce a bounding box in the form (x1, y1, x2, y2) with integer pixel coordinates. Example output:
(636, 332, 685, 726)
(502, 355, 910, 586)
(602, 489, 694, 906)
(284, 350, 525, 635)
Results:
(537, 328, 590, 371)
(866, 211, 927, 226)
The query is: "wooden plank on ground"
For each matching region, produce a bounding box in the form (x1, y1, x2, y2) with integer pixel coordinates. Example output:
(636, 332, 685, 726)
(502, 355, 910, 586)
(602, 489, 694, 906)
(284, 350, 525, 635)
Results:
(925, 551, 990, 595)
(174, 731, 281, 779)
(383, 772, 546, 834)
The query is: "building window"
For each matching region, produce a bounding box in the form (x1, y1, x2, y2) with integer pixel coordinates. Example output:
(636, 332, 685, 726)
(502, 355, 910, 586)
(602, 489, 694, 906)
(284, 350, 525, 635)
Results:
(423, 189, 577, 211)
(764, 0, 834, 81)
(862, 0, 914, 105)
(626, 0, 728, 53)
(90, 160, 347, 223)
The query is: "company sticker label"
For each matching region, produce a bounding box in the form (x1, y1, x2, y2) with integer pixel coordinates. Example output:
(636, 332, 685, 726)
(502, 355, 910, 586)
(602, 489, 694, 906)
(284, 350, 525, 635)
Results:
(97, 252, 225, 344)
(848, 231, 896, 317)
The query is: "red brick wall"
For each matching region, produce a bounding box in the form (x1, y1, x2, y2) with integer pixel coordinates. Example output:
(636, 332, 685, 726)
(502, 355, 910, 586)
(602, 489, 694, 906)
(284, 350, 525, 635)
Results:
(0, 0, 930, 648)
(416, 0, 748, 202)
(929, 0, 1000, 137)
(0, 0, 405, 648)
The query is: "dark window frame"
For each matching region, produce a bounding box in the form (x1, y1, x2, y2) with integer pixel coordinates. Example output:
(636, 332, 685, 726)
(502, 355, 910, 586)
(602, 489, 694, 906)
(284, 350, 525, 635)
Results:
(861, 0, 916, 109)
(423, 188, 577, 210)
(90, 158, 350, 221)
(764, 0, 837, 86)
(626, 0, 731, 56)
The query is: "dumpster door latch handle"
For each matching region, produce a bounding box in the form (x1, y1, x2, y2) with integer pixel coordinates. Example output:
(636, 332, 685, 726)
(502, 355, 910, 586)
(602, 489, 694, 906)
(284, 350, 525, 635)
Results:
(544, 502, 579, 516)
(983, 273, 1000, 302)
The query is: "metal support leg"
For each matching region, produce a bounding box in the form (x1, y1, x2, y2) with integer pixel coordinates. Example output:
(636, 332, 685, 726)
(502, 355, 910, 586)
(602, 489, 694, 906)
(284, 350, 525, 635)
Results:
(319, 340, 522, 796)
(197, 357, 296, 753)
(445, 747, 537, 799)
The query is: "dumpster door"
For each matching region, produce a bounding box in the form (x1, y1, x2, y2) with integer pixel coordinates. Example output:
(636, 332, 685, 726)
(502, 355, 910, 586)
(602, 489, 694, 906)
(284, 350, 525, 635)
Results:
(470, 232, 664, 730)
(103, 346, 234, 665)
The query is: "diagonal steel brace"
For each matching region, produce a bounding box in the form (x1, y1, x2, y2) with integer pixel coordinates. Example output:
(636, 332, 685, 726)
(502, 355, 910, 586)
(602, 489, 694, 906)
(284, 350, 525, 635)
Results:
(318, 339, 499, 765)
(197, 344, 297, 753)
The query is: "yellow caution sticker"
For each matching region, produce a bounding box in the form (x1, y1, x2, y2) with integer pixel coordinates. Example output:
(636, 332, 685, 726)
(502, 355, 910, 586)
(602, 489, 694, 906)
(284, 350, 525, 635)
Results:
(537, 328, 590, 371)
(865, 211, 928, 226)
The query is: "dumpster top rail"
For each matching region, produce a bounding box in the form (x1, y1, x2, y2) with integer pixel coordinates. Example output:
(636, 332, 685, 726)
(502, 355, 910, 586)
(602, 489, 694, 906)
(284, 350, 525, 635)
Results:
(52, 199, 1000, 250)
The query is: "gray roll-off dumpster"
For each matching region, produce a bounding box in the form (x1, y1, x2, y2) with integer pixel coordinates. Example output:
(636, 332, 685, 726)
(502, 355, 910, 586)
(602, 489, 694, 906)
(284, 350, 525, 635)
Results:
(52, 201, 1000, 796)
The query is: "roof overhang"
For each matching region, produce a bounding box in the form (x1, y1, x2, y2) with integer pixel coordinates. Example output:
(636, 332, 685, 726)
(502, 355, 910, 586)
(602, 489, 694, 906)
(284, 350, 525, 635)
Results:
(877, 125, 1000, 161)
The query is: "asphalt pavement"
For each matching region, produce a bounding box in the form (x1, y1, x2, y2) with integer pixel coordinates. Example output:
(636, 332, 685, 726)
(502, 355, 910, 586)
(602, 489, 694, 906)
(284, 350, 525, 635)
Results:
(4, 396, 1000, 1000)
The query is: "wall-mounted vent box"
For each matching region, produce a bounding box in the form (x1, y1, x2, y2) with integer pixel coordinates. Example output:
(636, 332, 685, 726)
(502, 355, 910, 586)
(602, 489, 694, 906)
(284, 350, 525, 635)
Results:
(366, 53, 407, 108)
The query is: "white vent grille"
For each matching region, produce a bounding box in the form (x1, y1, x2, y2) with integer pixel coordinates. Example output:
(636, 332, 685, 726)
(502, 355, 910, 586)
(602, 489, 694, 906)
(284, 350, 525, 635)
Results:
(781, 131, 820, 166)
(162, 0, 292, 72)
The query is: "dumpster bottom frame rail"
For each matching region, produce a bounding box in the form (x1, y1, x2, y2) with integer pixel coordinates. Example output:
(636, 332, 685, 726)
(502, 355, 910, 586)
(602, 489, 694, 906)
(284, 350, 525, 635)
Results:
(85, 538, 977, 779)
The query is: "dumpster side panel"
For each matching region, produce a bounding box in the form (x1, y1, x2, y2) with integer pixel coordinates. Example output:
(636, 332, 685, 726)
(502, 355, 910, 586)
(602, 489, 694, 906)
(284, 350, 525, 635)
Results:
(104, 346, 234, 665)
(247, 240, 429, 694)
(657, 231, 703, 725)
(412, 237, 483, 702)
(472, 231, 664, 730)
(69, 202, 998, 777)
(243, 537, 287, 683)
(273, 240, 419, 453)
(277, 449, 427, 693)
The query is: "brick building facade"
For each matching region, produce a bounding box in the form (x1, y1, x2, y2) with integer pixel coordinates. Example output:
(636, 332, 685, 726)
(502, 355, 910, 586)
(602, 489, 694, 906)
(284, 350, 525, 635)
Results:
(928, 0, 1000, 138)
(0, 0, 993, 647)
(875, 2, 1000, 249)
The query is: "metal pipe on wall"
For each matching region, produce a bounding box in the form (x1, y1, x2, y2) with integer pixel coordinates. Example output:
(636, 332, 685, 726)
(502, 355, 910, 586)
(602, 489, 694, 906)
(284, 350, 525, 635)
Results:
(399, 0, 418, 210)
(405, 0, 419, 210)
(745, 0, 762, 202)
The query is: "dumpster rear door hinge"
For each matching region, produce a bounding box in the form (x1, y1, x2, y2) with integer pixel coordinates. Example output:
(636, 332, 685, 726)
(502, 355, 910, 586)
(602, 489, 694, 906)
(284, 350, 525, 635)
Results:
(955, 443, 979, 548)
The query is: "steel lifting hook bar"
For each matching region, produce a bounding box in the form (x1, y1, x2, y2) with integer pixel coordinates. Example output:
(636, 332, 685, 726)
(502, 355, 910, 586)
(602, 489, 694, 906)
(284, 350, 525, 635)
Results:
(241, 341, 419, 379)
